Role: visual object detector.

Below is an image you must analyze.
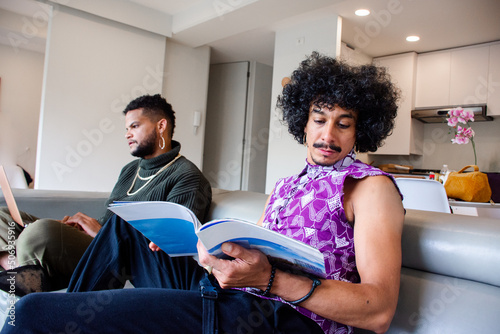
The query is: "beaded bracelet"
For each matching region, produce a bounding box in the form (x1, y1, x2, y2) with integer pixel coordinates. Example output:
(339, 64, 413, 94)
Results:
(262, 263, 276, 296)
(286, 278, 321, 305)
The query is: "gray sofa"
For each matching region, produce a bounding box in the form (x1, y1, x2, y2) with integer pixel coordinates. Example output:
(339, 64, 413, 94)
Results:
(1, 188, 500, 333)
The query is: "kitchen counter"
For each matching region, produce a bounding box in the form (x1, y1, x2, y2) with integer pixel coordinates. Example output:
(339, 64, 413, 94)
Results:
(449, 200, 500, 219)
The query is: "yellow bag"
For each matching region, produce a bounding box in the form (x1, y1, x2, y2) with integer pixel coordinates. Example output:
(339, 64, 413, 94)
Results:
(444, 165, 492, 202)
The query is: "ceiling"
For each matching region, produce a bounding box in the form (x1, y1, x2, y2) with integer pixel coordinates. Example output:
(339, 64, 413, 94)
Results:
(2, 0, 500, 65)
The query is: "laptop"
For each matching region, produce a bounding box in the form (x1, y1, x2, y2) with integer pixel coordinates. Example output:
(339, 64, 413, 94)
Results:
(0, 165, 25, 227)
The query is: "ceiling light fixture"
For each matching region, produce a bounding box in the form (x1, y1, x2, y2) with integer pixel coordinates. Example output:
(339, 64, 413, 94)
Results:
(355, 9, 370, 16)
(406, 35, 420, 42)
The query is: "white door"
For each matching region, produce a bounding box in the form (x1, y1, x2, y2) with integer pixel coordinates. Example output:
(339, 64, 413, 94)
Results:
(203, 62, 249, 190)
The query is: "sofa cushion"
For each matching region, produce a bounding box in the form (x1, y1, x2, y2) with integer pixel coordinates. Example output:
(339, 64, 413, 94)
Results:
(387, 267, 500, 333)
(402, 209, 500, 287)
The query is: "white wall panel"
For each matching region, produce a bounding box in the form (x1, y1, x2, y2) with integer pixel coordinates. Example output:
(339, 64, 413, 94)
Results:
(36, 5, 166, 191)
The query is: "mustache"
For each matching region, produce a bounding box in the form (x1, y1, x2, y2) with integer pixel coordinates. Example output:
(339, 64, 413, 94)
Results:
(312, 142, 342, 153)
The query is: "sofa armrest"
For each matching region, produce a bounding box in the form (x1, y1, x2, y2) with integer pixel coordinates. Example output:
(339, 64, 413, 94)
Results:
(402, 209, 500, 287)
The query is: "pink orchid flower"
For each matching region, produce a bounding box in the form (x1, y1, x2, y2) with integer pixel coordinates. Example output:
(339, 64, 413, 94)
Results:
(447, 108, 475, 124)
(461, 127, 475, 138)
(446, 108, 477, 165)
(451, 135, 469, 144)
(447, 116, 459, 127)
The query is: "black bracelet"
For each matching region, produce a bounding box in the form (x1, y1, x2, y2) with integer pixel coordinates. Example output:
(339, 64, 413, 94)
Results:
(262, 263, 276, 296)
(286, 278, 321, 305)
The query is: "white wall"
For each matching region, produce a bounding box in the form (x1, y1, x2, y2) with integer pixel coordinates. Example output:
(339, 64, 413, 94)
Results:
(36, 5, 166, 191)
(0, 7, 47, 184)
(340, 42, 372, 66)
(0, 43, 44, 183)
(49, 0, 173, 37)
(265, 15, 342, 193)
(421, 120, 500, 172)
(369, 119, 500, 173)
(162, 40, 210, 169)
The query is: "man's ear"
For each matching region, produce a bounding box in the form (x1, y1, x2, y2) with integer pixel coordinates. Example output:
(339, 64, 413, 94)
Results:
(157, 118, 168, 134)
(281, 77, 291, 87)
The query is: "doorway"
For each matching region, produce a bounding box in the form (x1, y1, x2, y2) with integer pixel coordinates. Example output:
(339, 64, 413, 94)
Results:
(203, 61, 272, 192)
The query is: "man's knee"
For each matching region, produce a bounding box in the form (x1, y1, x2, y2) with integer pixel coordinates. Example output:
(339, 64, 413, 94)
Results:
(17, 219, 62, 247)
(16, 219, 62, 264)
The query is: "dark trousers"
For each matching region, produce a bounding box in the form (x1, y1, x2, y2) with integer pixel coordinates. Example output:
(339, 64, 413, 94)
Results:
(1, 215, 323, 333)
(1, 286, 324, 333)
(0, 208, 93, 290)
(67, 214, 204, 292)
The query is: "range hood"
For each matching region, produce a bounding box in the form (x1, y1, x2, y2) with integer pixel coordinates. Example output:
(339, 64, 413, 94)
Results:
(411, 104, 492, 123)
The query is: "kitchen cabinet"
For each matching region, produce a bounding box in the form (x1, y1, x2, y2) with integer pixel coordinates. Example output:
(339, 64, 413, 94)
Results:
(449, 45, 489, 105)
(488, 43, 500, 116)
(415, 50, 451, 107)
(372, 52, 423, 155)
(415, 44, 492, 108)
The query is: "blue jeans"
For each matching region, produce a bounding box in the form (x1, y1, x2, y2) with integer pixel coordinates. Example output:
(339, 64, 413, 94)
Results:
(1, 285, 323, 333)
(1, 215, 323, 333)
(67, 214, 204, 292)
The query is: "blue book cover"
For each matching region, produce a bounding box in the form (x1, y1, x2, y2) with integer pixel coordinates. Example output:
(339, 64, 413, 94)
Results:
(109, 201, 326, 277)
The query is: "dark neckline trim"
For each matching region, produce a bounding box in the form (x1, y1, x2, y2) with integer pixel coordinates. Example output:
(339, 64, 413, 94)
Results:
(139, 140, 181, 171)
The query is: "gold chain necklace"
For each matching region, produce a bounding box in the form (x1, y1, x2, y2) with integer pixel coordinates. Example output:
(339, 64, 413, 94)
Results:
(126, 153, 181, 196)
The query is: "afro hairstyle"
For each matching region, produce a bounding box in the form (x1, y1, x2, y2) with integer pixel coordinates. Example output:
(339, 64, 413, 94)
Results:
(277, 52, 400, 153)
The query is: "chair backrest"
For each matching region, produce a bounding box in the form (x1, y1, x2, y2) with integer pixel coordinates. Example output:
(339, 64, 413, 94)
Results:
(395, 178, 451, 213)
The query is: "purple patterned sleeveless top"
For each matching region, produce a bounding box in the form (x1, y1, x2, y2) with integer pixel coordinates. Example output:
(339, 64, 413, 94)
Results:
(249, 151, 398, 334)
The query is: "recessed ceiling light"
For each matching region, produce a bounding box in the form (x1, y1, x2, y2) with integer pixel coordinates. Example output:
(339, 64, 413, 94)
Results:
(406, 35, 420, 42)
(355, 9, 370, 16)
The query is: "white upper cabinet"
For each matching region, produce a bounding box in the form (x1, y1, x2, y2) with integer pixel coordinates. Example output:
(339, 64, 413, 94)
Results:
(415, 43, 495, 109)
(449, 45, 490, 105)
(488, 43, 500, 116)
(373, 52, 423, 155)
(370, 42, 499, 155)
(415, 51, 451, 107)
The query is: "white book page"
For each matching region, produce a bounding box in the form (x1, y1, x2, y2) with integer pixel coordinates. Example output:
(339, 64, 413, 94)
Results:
(197, 219, 326, 277)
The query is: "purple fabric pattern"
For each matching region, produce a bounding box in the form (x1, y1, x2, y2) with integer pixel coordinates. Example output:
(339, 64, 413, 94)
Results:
(243, 151, 399, 334)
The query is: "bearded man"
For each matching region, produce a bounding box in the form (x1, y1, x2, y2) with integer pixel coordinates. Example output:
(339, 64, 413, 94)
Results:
(0, 94, 212, 296)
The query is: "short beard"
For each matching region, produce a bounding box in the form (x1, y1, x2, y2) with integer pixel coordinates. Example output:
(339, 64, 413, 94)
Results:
(311, 156, 336, 166)
(131, 131, 157, 158)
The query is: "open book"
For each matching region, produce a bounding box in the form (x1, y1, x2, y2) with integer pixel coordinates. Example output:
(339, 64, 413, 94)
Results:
(108, 201, 326, 278)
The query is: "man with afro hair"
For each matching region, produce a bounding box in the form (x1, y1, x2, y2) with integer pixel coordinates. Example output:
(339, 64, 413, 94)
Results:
(3, 54, 403, 334)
